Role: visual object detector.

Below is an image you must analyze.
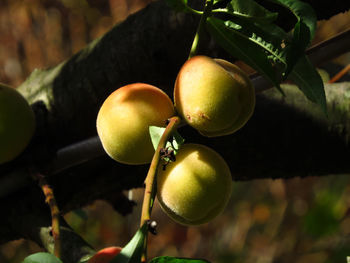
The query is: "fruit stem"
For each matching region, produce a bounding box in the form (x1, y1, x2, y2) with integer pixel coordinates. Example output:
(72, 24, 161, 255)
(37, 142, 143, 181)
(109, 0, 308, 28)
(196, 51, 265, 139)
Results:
(34, 172, 61, 259)
(188, 0, 213, 59)
(139, 116, 181, 261)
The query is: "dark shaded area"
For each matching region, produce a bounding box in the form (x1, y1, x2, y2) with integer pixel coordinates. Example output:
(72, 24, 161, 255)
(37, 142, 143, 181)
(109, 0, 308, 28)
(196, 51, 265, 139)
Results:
(305, 0, 350, 20)
(175, 93, 350, 180)
(50, 155, 146, 215)
(47, 2, 197, 149)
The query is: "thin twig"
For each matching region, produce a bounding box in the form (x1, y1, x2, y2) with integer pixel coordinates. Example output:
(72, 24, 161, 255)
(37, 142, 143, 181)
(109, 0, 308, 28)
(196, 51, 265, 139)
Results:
(140, 116, 181, 226)
(329, 64, 350, 83)
(34, 172, 61, 259)
(139, 116, 181, 262)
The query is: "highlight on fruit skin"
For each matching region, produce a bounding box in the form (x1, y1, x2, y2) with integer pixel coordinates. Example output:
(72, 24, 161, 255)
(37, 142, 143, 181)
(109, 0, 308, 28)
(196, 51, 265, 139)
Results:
(157, 143, 232, 226)
(96, 83, 176, 165)
(0, 83, 35, 164)
(88, 246, 122, 263)
(174, 55, 255, 137)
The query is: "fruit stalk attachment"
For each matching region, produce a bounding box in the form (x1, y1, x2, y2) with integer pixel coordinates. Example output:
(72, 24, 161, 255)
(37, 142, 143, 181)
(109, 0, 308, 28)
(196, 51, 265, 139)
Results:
(188, 0, 213, 59)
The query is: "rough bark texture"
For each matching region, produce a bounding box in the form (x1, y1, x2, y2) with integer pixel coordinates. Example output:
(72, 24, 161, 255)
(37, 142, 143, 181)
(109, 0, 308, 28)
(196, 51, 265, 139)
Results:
(0, 1, 350, 262)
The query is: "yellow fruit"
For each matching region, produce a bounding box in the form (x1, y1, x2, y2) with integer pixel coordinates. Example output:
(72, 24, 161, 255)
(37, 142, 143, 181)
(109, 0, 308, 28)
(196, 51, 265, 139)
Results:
(174, 55, 255, 137)
(96, 83, 175, 165)
(157, 143, 232, 225)
(0, 83, 35, 164)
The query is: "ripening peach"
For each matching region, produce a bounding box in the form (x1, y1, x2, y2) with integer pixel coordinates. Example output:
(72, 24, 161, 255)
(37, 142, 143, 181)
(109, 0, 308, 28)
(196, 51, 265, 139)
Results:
(157, 143, 232, 225)
(96, 83, 175, 164)
(0, 83, 35, 164)
(88, 246, 122, 263)
(174, 56, 255, 137)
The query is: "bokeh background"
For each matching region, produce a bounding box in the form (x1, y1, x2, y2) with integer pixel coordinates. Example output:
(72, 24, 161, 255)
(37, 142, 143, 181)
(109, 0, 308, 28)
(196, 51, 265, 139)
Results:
(1, 1, 350, 262)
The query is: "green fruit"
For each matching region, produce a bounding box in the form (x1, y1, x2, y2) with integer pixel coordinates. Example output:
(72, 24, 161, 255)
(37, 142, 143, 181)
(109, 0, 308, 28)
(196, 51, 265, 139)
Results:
(0, 83, 35, 164)
(96, 83, 175, 165)
(157, 143, 232, 225)
(174, 55, 255, 137)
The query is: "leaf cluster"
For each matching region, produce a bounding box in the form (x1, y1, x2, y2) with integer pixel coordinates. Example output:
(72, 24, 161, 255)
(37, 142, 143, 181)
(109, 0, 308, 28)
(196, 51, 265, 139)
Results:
(166, 0, 327, 114)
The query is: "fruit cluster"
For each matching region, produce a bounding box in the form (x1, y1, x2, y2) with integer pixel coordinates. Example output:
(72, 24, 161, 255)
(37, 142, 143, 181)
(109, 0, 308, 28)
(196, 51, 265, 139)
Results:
(97, 55, 255, 226)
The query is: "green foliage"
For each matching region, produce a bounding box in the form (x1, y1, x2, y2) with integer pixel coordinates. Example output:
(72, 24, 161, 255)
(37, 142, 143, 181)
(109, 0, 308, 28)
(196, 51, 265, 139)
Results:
(110, 224, 148, 263)
(223, 0, 278, 23)
(303, 190, 343, 238)
(166, 0, 327, 113)
(267, 0, 316, 43)
(149, 256, 211, 263)
(267, 0, 317, 76)
(149, 126, 185, 157)
(206, 17, 284, 94)
(288, 56, 327, 114)
(21, 253, 63, 263)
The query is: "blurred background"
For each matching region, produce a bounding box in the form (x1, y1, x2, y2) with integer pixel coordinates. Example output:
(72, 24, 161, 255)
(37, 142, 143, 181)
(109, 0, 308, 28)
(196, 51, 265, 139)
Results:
(0, 0, 350, 262)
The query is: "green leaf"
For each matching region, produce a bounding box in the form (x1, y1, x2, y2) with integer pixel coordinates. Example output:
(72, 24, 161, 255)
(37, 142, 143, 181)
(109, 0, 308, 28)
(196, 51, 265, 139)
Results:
(266, 0, 316, 76)
(283, 20, 309, 77)
(218, 15, 298, 79)
(292, 20, 311, 50)
(149, 256, 211, 263)
(289, 55, 327, 114)
(211, 0, 316, 79)
(267, 0, 316, 43)
(149, 126, 185, 155)
(221, 0, 278, 23)
(303, 190, 342, 238)
(21, 253, 63, 263)
(206, 17, 284, 94)
(172, 131, 185, 153)
(223, 18, 289, 67)
(150, 126, 166, 151)
(219, 16, 304, 80)
(110, 224, 148, 263)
